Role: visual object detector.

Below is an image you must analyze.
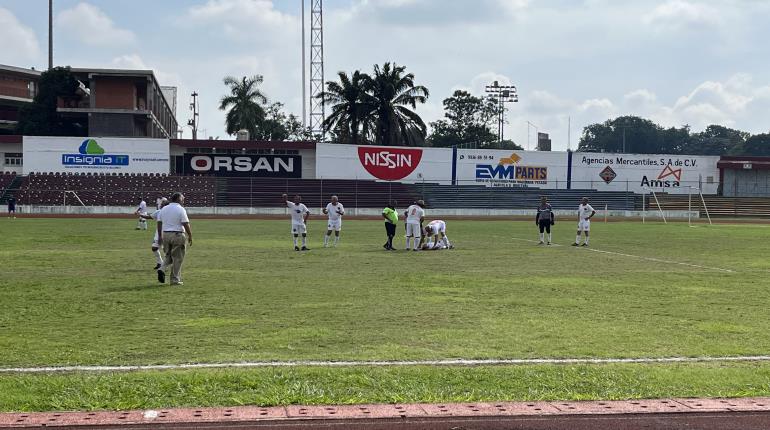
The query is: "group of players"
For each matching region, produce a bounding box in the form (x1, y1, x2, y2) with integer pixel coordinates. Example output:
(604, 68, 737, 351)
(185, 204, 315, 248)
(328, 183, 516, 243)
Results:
(132, 194, 598, 268)
(281, 194, 452, 252)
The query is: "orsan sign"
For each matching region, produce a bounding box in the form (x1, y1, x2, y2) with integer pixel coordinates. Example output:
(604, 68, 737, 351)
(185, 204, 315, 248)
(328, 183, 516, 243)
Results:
(185, 154, 301, 177)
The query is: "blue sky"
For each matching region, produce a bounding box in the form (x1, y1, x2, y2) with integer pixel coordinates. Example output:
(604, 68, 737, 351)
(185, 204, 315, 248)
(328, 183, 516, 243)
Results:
(2, 0, 769, 149)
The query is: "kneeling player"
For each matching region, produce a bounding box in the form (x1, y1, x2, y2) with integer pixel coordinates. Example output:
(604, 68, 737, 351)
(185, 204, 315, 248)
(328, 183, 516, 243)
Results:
(422, 219, 452, 250)
(536, 196, 555, 245)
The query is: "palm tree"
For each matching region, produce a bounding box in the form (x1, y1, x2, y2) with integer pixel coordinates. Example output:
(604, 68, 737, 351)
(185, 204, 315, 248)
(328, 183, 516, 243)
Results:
(366, 63, 429, 146)
(219, 75, 268, 137)
(317, 71, 375, 144)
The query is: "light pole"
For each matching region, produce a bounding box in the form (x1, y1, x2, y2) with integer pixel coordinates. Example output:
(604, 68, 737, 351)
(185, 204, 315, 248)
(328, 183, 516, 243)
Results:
(301, 0, 306, 127)
(485, 81, 518, 142)
(188, 92, 199, 141)
(48, 0, 53, 69)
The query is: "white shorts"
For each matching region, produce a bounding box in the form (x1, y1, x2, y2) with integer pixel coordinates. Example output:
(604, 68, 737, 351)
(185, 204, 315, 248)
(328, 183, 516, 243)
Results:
(327, 219, 342, 231)
(292, 223, 307, 235)
(406, 222, 422, 238)
(578, 219, 591, 232)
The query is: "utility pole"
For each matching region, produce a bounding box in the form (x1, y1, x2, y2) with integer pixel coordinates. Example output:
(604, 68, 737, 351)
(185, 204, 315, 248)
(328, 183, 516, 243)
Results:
(188, 92, 199, 141)
(484, 81, 518, 143)
(301, 0, 306, 127)
(48, 0, 53, 69)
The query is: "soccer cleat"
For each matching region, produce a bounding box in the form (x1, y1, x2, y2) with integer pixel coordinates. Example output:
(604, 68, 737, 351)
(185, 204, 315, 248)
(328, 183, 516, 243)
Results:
(571, 243, 580, 246)
(581, 243, 589, 247)
(538, 241, 544, 245)
(295, 246, 300, 251)
(547, 242, 552, 245)
(157, 269, 165, 284)
(171, 281, 183, 286)
(153, 263, 161, 270)
(301, 246, 309, 251)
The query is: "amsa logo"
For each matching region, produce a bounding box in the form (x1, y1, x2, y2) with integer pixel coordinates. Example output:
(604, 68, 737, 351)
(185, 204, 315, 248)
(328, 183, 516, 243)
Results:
(62, 139, 129, 166)
(357, 146, 423, 181)
(186, 154, 301, 177)
(641, 165, 682, 188)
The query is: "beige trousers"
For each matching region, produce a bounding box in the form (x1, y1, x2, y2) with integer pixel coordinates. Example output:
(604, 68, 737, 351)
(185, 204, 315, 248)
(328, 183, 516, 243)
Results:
(162, 232, 187, 283)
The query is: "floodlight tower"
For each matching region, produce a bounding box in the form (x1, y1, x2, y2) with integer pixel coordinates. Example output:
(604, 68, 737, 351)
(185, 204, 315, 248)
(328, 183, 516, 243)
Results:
(309, 0, 325, 140)
(485, 81, 518, 142)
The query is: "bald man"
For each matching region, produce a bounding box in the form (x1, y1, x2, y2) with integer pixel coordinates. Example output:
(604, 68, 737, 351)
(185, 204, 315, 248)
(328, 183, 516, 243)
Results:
(323, 195, 345, 247)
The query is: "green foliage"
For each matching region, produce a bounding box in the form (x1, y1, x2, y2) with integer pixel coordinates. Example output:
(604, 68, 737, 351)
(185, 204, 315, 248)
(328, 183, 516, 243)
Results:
(16, 66, 87, 136)
(428, 90, 522, 149)
(577, 117, 761, 156)
(319, 63, 429, 146)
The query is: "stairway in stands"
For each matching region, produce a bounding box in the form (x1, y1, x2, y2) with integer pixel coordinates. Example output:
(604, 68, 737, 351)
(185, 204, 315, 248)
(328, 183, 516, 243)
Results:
(215, 177, 229, 207)
(0, 175, 23, 204)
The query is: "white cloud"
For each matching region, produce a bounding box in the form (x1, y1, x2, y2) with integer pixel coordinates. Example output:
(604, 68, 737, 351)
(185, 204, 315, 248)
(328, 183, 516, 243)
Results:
(0, 7, 40, 64)
(57, 3, 136, 47)
(182, 0, 296, 43)
(644, 0, 721, 31)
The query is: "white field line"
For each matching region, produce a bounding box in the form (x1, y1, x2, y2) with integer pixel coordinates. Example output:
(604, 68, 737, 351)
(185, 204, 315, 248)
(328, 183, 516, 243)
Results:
(3, 356, 770, 373)
(511, 238, 735, 273)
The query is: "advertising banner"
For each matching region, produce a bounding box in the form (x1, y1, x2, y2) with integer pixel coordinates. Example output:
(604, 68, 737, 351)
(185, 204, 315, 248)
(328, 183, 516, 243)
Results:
(315, 143, 452, 183)
(23, 136, 170, 174)
(455, 149, 569, 188)
(571, 152, 720, 194)
(183, 154, 301, 177)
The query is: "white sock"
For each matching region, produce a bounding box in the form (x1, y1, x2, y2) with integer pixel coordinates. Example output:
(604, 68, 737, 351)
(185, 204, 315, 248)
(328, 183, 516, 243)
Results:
(302, 236, 307, 246)
(585, 236, 590, 245)
(293, 236, 298, 247)
(334, 235, 340, 245)
(442, 236, 450, 247)
(548, 233, 552, 243)
(539, 233, 544, 242)
(324, 235, 329, 246)
(153, 250, 162, 265)
(406, 237, 411, 249)
(576, 235, 581, 244)
(414, 238, 420, 250)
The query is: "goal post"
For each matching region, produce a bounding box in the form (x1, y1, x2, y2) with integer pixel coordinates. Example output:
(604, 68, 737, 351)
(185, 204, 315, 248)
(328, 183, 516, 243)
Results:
(642, 187, 667, 224)
(688, 186, 713, 226)
(63, 190, 87, 208)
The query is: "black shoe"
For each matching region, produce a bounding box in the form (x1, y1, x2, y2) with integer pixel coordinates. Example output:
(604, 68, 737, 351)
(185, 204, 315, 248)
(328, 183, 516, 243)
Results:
(581, 243, 589, 247)
(571, 243, 580, 247)
(157, 269, 165, 284)
(295, 246, 300, 251)
(384, 243, 390, 250)
(301, 246, 309, 251)
(153, 263, 161, 270)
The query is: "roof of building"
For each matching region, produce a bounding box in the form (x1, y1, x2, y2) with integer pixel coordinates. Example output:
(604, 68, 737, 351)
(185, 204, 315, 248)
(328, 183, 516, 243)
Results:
(0, 64, 42, 78)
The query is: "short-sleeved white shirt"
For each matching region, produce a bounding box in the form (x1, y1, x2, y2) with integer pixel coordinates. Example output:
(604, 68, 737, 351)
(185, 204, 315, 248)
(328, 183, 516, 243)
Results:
(325, 202, 344, 221)
(578, 204, 595, 220)
(406, 204, 424, 224)
(287, 201, 309, 224)
(156, 198, 163, 210)
(158, 203, 189, 232)
(426, 220, 446, 235)
(138, 200, 147, 213)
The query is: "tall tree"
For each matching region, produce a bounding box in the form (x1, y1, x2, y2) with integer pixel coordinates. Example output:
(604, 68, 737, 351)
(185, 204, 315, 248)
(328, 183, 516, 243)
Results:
(366, 63, 429, 146)
(16, 66, 87, 136)
(740, 133, 770, 156)
(578, 116, 667, 154)
(683, 125, 748, 155)
(219, 75, 267, 138)
(428, 90, 521, 149)
(317, 71, 374, 144)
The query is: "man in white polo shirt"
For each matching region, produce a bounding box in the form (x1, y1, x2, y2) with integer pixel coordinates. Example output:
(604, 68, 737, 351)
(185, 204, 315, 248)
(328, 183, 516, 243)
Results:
(156, 192, 193, 285)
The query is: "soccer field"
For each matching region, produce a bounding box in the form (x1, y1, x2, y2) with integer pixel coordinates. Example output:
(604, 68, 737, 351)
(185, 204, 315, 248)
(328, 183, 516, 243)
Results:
(1, 217, 770, 411)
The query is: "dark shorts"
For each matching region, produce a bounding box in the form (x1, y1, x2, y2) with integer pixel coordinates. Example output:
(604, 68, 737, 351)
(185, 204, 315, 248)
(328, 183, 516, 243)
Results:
(385, 222, 396, 236)
(538, 219, 551, 233)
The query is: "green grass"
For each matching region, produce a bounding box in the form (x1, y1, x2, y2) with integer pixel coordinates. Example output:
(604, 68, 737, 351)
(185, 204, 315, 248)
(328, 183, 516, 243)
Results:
(1, 217, 770, 411)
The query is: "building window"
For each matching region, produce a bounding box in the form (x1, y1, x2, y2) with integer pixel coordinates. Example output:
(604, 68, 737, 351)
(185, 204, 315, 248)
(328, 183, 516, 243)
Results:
(4, 153, 23, 166)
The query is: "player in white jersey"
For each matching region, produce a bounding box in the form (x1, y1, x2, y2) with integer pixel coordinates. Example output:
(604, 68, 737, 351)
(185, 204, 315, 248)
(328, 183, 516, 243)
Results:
(134, 199, 148, 230)
(140, 198, 169, 269)
(422, 219, 452, 250)
(404, 200, 425, 251)
(322, 195, 345, 248)
(573, 197, 596, 247)
(283, 194, 311, 251)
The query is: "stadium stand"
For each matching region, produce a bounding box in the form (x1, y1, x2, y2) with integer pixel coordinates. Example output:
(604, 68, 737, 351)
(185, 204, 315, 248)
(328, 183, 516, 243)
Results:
(0, 172, 16, 194)
(14, 173, 216, 207)
(646, 194, 770, 217)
